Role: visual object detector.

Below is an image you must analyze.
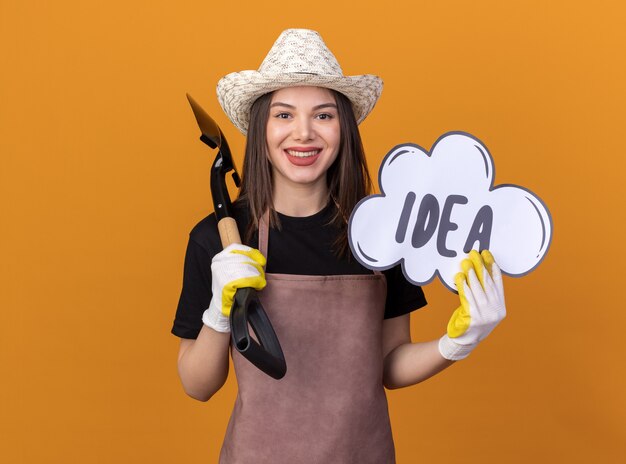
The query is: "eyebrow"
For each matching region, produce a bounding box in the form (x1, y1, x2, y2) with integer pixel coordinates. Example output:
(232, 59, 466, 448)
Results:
(269, 102, 338, 110)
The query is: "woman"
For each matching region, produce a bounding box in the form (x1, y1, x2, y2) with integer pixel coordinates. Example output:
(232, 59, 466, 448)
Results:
(172, 29, 506, 463)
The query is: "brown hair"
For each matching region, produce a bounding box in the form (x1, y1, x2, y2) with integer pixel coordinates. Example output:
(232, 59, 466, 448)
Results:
(236, 88, 373, 258)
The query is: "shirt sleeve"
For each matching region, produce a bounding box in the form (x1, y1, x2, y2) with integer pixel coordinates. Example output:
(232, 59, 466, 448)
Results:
(171, 236, 213, 339)
(383, 265, 428, 319)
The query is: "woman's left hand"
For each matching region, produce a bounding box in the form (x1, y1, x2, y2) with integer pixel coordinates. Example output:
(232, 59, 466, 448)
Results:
(438, 249, 507, 361)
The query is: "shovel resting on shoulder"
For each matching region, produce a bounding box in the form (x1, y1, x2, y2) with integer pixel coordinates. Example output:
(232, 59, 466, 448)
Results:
(186, 93, 287, 380)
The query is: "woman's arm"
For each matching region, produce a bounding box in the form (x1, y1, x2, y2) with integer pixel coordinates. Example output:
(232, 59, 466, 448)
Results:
(382, 250, 507, 388)
(382, 314, 455, 390)
(176, 243, 267, 401)
(177, 325, 231, 401)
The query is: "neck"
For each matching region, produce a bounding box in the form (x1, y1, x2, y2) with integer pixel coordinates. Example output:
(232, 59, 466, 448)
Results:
(272, 181, 329, 217)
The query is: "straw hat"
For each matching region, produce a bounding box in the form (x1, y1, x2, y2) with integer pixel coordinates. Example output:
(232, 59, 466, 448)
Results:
(216, 28, 383, 135)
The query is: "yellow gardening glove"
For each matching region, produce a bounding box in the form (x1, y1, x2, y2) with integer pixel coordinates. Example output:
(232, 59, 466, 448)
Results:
(438, 250, 506, 360)
(202, 243, 267, 333)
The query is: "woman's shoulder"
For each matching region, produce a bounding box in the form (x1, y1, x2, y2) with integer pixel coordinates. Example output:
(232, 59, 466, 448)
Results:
(188, 202, 251, 254)
(188, 211, 219, 255)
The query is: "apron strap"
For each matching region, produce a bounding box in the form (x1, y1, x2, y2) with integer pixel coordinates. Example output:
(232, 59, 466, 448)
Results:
(258, 210, 270, 258)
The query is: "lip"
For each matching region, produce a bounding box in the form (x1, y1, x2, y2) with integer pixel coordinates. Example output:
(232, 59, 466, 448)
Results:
(284, 146, 323, 152)
(283, 148, 322, 167)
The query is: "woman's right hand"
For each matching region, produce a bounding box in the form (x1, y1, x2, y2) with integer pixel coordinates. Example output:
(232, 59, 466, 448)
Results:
(202, 244, 267, 333)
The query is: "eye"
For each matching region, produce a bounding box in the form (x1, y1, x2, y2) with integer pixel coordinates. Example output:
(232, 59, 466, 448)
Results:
(274, 112, 291, 119)
(316, 113, 335, 120)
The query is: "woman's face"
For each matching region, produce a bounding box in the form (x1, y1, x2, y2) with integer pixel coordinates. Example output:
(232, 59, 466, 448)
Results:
(266, 86, 340, 192)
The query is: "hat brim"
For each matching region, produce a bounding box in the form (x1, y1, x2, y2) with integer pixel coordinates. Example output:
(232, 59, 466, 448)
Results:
(217, 70, 383, 135)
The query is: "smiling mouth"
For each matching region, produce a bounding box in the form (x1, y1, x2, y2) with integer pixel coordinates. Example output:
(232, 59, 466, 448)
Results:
(285, 149, 321, 158)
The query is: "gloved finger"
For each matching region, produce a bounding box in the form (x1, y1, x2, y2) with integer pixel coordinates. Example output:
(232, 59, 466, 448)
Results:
(231, 247, 267, 267)
(490, 260, 505, 304)
(480, 249, 495, 277)
(461, 258, 474, 291)
(214, 243, 251, 262)
(231, 274, 267, 292)
(462, 280, 479, 315)
(243, 260, 267, 280)
(454, 271, 467, 295)
(221, 274, 267, 317)
(461, 257, 473, 276)
(466, 267, 488, 308)
(466, 272, 496, 328)
(212, 257, 265, 283)
(480, 262, 498, 302)
(221, 243, 252, 254)
(461, 254, 485, 291)
(447, 272, 473, 337)
(456, 271, 479, 312)
(468, 250, 486, 288)
(478, 249, 505, 303)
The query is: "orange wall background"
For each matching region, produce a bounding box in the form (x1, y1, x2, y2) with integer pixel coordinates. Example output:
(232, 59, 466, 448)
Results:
(1, 1, 624, 462)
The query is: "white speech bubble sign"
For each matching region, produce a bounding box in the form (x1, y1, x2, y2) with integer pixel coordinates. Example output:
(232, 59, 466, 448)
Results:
(348, 132, 553, 293)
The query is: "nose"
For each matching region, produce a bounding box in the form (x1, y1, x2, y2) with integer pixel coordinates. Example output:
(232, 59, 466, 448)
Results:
(292, 116, 314, 141)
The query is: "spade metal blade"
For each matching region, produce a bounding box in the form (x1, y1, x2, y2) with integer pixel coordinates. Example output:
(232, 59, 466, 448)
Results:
(186, 93, 221, 149)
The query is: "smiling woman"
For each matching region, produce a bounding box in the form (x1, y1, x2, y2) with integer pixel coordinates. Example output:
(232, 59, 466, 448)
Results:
(237, 83, 374, 257)
(171, 28, 505, 464)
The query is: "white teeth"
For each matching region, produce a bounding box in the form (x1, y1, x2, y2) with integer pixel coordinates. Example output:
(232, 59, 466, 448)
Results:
(286, 149, 320, 158)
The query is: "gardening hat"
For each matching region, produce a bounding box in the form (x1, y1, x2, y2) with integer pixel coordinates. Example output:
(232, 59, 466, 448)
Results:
(216, 28, 383, 135)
